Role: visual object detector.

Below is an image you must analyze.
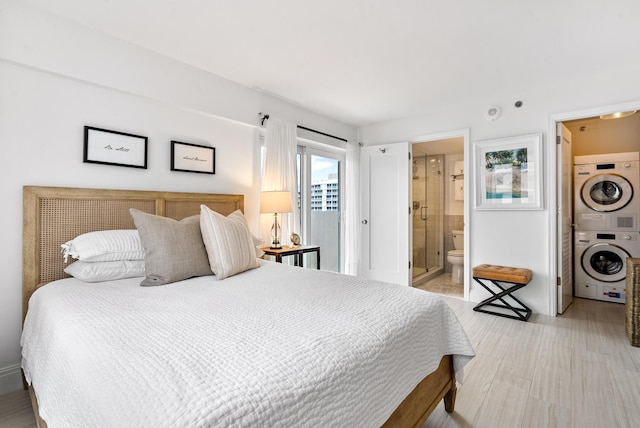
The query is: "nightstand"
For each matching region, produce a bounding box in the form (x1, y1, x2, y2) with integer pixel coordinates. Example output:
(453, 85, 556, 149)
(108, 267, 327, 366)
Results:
(261, 245, 320, 269)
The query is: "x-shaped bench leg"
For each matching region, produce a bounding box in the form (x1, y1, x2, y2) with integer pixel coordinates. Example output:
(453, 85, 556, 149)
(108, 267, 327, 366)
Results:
(473, 277, 532, 321)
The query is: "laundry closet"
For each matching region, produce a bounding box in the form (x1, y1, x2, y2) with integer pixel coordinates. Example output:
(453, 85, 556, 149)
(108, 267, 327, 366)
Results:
(563, 112, 640, 304)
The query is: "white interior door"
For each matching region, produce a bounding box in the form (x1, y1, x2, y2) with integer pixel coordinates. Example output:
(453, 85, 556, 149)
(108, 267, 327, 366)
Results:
(360, 142, 410, 285)
(557, 123, 573, 314)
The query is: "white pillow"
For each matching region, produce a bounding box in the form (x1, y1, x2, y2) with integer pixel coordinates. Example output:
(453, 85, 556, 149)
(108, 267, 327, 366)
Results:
(253, 235, 265, 258)
(199, 206, 260, 280)
(64, 260, 145, 283)
(61, 230, 145, 262)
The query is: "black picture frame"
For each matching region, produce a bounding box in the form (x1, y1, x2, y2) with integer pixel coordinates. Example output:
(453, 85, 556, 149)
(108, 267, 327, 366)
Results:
(83, 126, 148, 169)
(170, 141, 215, 174)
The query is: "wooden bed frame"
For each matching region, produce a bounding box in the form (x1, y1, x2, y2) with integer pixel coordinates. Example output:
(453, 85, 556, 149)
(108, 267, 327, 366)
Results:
(22, 185, 457, 428)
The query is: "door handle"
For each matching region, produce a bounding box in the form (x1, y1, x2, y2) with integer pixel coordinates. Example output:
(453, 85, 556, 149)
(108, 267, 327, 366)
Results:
(421, 206, 428, 220)
(361, 219, 368, 225)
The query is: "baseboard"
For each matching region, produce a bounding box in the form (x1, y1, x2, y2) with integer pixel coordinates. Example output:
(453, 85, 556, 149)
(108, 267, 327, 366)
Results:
(0, 363, 24, 395)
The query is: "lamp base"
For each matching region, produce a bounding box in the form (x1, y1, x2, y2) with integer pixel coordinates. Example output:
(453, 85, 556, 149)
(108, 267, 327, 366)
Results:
(270, 216, 282, 249)
(270, 236, 282, 249)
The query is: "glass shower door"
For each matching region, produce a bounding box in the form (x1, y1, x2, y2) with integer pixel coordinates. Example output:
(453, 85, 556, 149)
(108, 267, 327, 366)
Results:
(424, 155, 443, 274)
(412, 154, 444, 281)
(412, 156, 426, 278)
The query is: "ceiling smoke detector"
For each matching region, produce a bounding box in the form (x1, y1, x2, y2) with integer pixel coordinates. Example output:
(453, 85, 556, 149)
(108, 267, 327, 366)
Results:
(485, 105, 502, 121)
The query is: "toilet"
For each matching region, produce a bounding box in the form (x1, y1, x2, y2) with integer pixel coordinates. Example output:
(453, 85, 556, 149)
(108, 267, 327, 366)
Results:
(447, 230, 464, 284)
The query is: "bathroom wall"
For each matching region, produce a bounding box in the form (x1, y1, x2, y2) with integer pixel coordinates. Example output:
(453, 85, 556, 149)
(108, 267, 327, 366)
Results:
(444, 153, 464, 272)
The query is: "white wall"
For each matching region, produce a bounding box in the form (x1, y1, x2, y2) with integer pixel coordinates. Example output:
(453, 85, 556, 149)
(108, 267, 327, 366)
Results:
(0, 1, 356, 394)
(359, 66, 640, 317)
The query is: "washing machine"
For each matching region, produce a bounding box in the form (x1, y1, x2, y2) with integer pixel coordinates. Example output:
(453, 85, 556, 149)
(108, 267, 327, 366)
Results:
(574, 152, 639, 231)
(574, 230, 640, 303)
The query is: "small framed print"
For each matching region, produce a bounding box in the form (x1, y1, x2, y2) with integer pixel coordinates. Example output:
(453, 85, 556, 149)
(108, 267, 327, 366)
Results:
(474, 133, 543, 210)
(171, 141, 215, 174)
(83, 126, 148, 169)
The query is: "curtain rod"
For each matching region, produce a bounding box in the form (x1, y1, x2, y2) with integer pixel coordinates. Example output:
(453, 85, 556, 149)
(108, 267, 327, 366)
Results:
(259, 113, 348, 143)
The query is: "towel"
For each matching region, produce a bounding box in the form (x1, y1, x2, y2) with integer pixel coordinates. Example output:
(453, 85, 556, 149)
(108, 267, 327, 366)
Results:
(454, 161, 464, 201)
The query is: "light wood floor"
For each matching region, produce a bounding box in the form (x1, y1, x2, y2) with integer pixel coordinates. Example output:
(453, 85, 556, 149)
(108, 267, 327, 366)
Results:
(424, 296, 640, 428)
(0, 387, 35, 428)
(1, 297, 638, 428)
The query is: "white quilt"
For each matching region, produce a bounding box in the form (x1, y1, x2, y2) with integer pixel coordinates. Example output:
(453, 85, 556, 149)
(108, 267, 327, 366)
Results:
(22, 260, 474, 428)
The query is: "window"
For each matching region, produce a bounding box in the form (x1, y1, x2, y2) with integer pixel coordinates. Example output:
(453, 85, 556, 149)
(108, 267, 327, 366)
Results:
(297, 145, 345, 273)
(262, 134, 345, 273)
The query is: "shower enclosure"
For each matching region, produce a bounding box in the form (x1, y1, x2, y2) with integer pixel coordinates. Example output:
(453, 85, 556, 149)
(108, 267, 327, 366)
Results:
(412, 154, 444, 282)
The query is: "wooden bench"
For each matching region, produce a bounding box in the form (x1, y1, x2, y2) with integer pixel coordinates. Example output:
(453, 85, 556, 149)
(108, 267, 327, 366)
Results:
(472, 264, 533, 322)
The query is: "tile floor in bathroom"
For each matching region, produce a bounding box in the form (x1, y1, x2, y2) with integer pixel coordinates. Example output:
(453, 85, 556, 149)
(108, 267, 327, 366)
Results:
(413, 272, 464, 298)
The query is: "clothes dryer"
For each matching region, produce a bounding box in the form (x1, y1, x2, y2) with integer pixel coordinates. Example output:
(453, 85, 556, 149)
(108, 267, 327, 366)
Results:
(574, 230, 640, 303)
(574, 152, 639, 231)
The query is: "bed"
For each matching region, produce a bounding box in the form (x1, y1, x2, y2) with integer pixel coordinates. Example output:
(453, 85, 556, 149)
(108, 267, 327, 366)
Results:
(21, 186, 474, 428)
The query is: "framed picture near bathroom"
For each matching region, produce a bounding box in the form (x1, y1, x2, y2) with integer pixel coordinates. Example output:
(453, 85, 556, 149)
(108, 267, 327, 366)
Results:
(474, 133, 543, 210)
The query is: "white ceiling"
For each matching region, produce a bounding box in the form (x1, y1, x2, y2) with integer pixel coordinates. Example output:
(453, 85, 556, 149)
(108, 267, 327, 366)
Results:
(23, 0, 640, 127)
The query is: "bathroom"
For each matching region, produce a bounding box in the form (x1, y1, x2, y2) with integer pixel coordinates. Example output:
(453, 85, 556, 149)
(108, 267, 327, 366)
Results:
(411, 138, 465, 298)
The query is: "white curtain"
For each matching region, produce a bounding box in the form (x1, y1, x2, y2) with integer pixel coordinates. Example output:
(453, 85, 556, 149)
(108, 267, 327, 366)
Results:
(261, 117, 299, 247)
(344, 141, 361, 276)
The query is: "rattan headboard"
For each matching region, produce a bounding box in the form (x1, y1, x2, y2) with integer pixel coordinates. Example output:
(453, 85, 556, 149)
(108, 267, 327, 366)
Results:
(22, 186, 244, 321)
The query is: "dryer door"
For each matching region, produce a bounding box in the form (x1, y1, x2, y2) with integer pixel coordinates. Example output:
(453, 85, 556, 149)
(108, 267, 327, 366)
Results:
(580, 173, 633, 212)
(581, 242, 630, 283)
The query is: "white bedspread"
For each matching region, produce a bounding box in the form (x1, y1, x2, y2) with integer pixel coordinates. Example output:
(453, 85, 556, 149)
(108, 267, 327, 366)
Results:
(22, 260, 474, 428)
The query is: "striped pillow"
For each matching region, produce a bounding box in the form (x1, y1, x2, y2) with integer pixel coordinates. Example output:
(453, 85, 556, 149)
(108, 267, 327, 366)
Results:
(199, 206, 259, 279)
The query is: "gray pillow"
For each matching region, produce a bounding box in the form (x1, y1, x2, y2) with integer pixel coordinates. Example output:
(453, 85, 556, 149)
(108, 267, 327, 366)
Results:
(130, 209, 213, 286)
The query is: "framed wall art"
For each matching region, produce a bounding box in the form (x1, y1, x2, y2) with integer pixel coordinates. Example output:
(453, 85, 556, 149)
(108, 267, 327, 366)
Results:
(171, 141, 215, 174)
(83, 126, 148, 169)
(474, 133, 543, 210)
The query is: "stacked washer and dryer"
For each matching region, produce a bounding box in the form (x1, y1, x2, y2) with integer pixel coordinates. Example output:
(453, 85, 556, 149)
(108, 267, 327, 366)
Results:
(574, 151, 640, 303)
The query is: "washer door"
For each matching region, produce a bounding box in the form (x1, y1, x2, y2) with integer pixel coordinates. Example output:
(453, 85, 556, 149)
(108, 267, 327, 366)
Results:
(581, 243, 630, 282)
(580, 173, 633, 212)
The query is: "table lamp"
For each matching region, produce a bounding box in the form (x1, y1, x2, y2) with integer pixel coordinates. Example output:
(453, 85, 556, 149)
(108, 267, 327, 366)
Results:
(260, 191, 292, 249)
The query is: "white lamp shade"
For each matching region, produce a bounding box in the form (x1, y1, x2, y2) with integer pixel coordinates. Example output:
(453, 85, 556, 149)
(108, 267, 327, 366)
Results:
(260, 191, 292, 213)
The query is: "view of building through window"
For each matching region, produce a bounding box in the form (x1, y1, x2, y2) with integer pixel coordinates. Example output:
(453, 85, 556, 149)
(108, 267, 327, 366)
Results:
(296, 150, 342, 272)
(309, 154, 340, 272)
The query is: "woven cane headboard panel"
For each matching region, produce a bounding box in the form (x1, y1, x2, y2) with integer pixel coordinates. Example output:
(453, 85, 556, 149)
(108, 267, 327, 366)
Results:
(23, 186, 243, 321)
